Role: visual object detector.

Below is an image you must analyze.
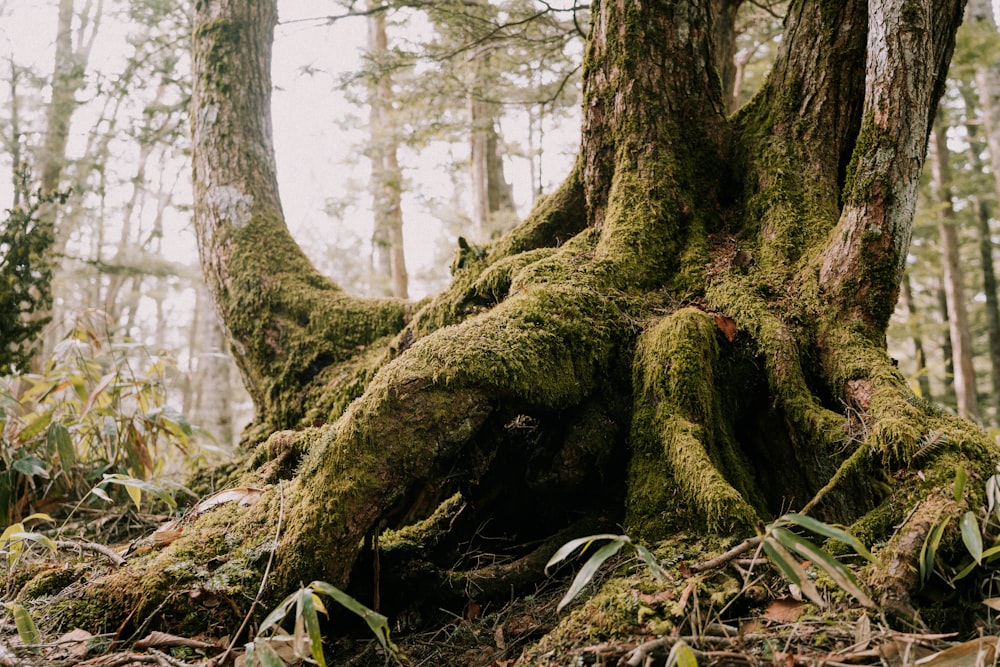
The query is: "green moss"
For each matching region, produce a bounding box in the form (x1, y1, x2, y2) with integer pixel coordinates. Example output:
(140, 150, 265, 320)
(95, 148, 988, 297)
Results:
(519, 534, 742, 665)
(626, 308, 761, 538)
(194, 19, 242, 97)
(224, 210, 408, 427)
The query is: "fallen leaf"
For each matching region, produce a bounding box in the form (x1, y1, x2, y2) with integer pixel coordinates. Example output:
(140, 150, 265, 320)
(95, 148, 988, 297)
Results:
(196, 486, 265, 514)
(134, 631, 216, 650)
(915, 637, 1000, 667)
(710, 312, 738, 342)
(46, 628, 92, 661)
(151, 521, 183, 547)
(495, 624, 507, 650)
(763, 597, 804, 623)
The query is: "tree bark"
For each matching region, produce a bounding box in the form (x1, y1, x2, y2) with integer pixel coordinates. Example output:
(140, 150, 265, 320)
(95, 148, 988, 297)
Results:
(38, 0, 999, 655)
(190, 0, 408, 428)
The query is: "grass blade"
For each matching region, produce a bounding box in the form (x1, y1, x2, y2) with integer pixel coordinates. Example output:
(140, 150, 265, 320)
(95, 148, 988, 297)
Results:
(772, 527, 874, 608)
(301, 588, 326, 667)
(9, 603, 41, 647)
(557, 538, 627, 613)
(781, 513, 874, 562)
(762, 534, 825, 608)
(545, 534, 624, 574)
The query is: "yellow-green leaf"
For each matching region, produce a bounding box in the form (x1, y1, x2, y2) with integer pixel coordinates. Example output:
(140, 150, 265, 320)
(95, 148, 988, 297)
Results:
(667, 640, 699, 667)
(9, 603, 41, 646)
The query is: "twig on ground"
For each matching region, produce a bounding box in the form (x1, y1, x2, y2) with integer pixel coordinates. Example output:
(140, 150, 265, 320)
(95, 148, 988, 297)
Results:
(53, 539, 126, 567)
(689, 536, 761, 573)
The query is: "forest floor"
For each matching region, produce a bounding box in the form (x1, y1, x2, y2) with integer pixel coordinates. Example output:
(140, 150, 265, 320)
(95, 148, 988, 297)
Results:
(1, 502, 999, 667)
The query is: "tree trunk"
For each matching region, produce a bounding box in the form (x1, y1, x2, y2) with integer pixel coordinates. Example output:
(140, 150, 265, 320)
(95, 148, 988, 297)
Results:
(899, 272, 933, 401)
(930, 119, 979, 423)
(367, 4, 408, 300)
(958, 79, 1000, 426)
(968, 5, 1000, 424)
(188, 283, 235, 448)
(38, 0, 999, 655)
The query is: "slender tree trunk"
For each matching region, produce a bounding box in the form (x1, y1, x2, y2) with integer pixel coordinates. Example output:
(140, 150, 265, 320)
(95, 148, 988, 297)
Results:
(367, 5, 408, 300)
(899, 273, 933, 401)
(968, 2, 1000, 424)
(189, 284, 234, 448)
(930, 119, 979, 423)
(938, 277, 957, 404)
(469, 53, 515, 237)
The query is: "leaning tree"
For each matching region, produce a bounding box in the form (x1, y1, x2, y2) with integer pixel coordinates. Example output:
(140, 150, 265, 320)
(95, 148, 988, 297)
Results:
(32, 0, 1000, 657)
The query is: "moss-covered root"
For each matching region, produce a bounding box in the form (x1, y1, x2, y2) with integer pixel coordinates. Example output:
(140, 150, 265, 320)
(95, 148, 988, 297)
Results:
(627, 307, 760, 539)
(867, 489, 960, 620)
(274, 281, 626, 589)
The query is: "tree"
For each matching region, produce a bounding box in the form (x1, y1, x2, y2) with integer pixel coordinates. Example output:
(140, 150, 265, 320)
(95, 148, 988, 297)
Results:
(366, 2, 408, 299)
(930, 116, 979, 422)
(33, 0, 999, 658)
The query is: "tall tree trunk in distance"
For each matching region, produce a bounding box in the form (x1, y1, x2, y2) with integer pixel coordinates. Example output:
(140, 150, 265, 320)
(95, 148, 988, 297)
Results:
(899, 273, 933, 400)
(968, 0, 1000, 425)
(367, 4, 408, 300)
(930, 119, 979, 423)
(710, 0, 743, 112)
(45, 0, 1000, 655)
(938, 277, 957, 404)
(5, 59, 27, 207)
(469, 53, 515, 238)
(188, 284, 234, 448)
(958, 82, 1000, 425)
(31, 0, 104, 370)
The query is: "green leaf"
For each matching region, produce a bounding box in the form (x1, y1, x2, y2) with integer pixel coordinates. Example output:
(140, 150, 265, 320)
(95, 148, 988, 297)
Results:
(634, 543, 670, 582)
(9, 532, 57, 554)
(556, 538, 627, 613)
(960, 511, 983, 565)
(952, 560, 978, 582)
(9, 603, 41, 646)
(102, 416, 119, 444)
(259, 590, 298, 634)
(100, 474, 176, 510)
(954, 467, 969, 502)
(762, 534, 825, 608)
(301, 587, 326, 667)
(12, 456, 49, 479)
(89, 487, 113, 503)
(310, 580, 396, 656)
(988, 474, 1000, 522)
(667, 640, 699, 667)
(0, 523, 25, 565)
(771, 527, 875, 608)
(919, 518, 951, 585)
(46, 422, 75, 472)
(252, 639, 286, 667)
(545, 534, 625, 574)
(780, 513, 875, 562)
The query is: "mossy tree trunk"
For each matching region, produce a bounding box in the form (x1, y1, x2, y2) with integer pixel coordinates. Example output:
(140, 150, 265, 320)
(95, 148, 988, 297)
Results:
(47, 0, 1000, 647)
